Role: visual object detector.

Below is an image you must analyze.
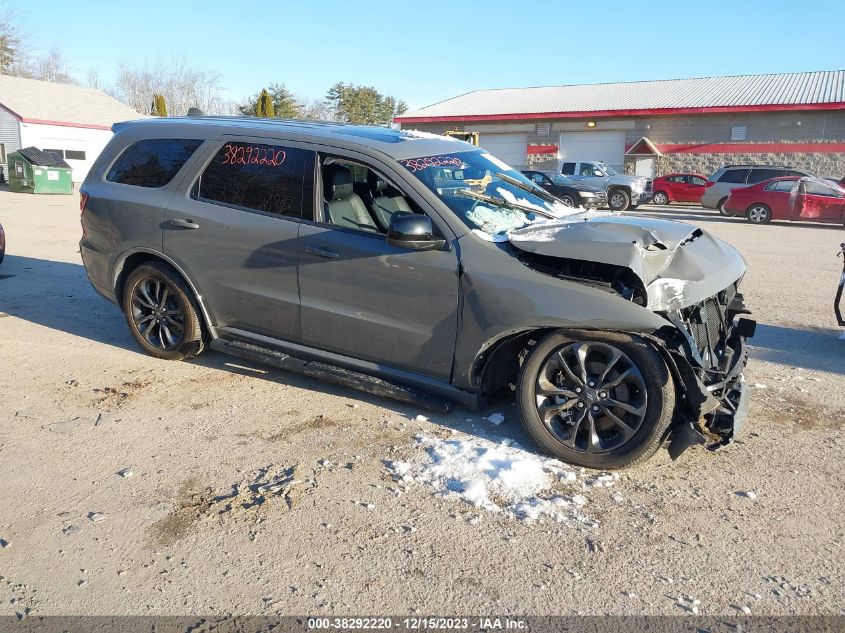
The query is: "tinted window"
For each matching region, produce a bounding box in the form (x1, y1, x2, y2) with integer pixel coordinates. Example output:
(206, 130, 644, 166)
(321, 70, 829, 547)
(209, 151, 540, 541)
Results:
(747, 168, 784, 184)
(804, 181, 839, 197)
(65, 150, 86, 161)
(196, 142, 306, 217)
(560, 162, 576, 175)
(667, 175, 684, 183)
(717, 168, 750, 183)
(690, 176, 706, 186)
(107, 139, 203, 188)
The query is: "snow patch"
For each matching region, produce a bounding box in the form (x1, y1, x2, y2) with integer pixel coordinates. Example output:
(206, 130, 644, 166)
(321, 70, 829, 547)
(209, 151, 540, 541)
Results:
(386, 434, 617, 525)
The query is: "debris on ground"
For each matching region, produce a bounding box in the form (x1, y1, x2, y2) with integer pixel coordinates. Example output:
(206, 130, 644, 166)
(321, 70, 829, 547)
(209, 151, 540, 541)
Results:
(483, 412, 505, 426)
(739, 491, 758, 500)
(87, 512, 107, 523)
(42, 417, 82, 434)
(0, 539, 10, 549)
(117, 467, 134, 478)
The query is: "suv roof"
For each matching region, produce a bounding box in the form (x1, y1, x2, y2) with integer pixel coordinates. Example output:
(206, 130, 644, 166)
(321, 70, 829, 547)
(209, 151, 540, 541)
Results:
(111, 117, 475, 161)
(720, 163, 795, 169)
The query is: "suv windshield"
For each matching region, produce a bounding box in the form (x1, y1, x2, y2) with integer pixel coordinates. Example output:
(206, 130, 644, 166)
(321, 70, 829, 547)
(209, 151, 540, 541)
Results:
(400, 150, 581, 238)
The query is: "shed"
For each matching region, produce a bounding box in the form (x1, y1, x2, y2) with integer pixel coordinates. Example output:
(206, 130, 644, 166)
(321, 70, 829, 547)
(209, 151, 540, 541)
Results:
(8, 146, 73, 194)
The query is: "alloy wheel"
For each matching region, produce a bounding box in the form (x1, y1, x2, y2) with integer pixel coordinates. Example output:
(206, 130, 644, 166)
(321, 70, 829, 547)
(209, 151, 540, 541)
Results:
(534, 342, 647, 453)
(747, 205, 769, 223)
(130, 277, 186, 350)
(610, 193, 626, 209)
(653, 192, 668, 205)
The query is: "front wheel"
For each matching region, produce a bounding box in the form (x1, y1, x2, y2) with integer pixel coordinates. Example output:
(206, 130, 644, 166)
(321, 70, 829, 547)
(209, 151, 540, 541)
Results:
(560, 194, 576, 207)
(122, 262, 205, 360)
(652, 191, 669, 205)
(746, 204, 771, 224)
(517, 331, 675, 469)
(608, 189, 631, 211)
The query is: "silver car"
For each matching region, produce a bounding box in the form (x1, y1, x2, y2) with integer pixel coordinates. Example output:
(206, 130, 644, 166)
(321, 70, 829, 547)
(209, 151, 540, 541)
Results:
(701, 164, 812, 213)
(79, 117, 755, 469)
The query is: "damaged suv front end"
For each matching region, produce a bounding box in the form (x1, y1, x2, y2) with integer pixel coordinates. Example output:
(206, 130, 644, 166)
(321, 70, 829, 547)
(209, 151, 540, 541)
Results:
(402, 146, 755, 465)
(507, 216, 756, 453)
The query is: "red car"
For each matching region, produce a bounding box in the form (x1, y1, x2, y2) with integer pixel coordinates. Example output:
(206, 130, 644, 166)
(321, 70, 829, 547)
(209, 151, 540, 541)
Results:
(723, 176, 845, 224)
(650, 173, 708, 205)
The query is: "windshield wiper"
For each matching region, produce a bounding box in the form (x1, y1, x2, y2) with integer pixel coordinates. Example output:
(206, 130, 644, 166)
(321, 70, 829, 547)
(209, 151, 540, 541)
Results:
(494, 172, 562, 205)
(455, 189, 557, 219)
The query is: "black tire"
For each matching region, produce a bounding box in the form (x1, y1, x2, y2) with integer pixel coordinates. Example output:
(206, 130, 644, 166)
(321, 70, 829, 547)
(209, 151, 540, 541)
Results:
(560, 194, 576, 207)
(517, 330, 675, 469)
(122, 262, 205, 361)
(652, 191, 669, 205)
(608, 189, 631, 211)
(745, 204, 771, 224)
(717, 197, 729, 215)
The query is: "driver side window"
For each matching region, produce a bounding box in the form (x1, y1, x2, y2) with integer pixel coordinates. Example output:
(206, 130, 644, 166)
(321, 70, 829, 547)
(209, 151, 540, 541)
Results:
(318, 156, 421, 235)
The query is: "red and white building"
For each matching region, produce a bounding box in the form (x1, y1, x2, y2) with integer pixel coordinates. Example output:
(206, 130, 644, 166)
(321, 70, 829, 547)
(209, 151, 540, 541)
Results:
(0, 75, 143, 182)
(395, 70, 845, 179)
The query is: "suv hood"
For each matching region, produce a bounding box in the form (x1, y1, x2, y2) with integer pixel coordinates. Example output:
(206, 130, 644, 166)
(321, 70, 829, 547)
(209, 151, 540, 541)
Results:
(508, 215, 746, 311)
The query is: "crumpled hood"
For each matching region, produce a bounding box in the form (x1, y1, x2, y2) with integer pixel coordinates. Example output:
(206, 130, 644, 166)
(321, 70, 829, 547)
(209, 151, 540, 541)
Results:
(507, 215, 747, 311)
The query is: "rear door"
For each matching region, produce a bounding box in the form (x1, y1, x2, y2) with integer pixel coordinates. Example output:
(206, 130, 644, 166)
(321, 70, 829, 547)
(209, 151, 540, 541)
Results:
(163, 136, 311, 341)
(686, 175, 707, 202)
(297, 150, 460, 381)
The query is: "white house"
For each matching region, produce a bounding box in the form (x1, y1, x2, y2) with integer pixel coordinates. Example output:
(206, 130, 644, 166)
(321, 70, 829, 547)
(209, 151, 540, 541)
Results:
(0, 75, 144, 182)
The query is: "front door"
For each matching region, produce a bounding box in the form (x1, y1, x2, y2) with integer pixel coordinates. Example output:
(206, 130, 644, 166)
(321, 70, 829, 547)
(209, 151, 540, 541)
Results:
(791, 180, 845, 221)
(163, 137, 311, 341)
(298, 154, 460, 381)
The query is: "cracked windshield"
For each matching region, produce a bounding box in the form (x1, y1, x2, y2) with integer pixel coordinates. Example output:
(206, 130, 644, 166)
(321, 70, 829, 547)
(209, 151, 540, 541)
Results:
(400, 150, 582, 238)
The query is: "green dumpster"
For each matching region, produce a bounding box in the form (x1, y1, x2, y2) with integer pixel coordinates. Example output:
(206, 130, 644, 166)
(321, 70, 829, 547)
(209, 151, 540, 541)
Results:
(8, 147, 74, 195)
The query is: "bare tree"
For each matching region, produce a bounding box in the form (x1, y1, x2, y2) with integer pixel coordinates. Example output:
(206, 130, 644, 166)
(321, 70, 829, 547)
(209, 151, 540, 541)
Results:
(112, 57, 226, 116)
(0, 0, 27, 75)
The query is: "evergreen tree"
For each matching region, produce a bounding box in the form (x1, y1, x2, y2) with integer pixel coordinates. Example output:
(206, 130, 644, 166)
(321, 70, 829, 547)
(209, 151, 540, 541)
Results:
(325, 83, 408, 125)
(255, 88, 274, 117)
(150, 94, 168, 116)
(239, 83, 300, 118)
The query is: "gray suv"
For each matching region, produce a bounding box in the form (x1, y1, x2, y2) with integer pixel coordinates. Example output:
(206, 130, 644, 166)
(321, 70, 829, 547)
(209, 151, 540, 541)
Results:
(80, 118, 755, 469)
(701, 164, 812, 213)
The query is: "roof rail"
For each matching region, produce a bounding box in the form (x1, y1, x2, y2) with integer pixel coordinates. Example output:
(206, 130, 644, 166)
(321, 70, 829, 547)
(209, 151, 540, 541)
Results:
(722, 163, 794, 169)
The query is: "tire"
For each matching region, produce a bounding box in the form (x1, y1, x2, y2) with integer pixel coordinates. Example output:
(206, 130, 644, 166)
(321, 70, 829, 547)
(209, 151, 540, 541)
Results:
(560, 194, 576, 207)
(608, 189, 631, 211)
(717, 197, 729, 215)
(517, 330, 675, 469)
(745, 204, 771, 224)
(122, 262, 205, 361)
(652, 191, 669, 205)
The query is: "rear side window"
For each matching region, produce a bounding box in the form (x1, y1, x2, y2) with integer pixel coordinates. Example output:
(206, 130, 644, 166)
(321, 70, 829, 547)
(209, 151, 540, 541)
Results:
(689, 176, 706, 186)
(804, 181, 839, 197)
(560, 162, 576, 175)
(194, 141, 307, 218)
(107, 139, 203, 188)
(747, 168, 783, 184)
(717, 168, 750, 183)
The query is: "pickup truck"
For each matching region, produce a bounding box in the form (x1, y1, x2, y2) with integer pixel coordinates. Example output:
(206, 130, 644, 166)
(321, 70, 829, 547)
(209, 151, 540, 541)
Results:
(560, 160, 652, 211)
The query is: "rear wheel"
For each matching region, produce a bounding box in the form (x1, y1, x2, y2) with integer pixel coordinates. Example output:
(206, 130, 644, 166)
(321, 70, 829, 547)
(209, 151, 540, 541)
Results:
(517, 331, 675, 469)
(652, 191, 669, 205)
(746, 204, 772, 224)
(717, 197, 729, 215)
(608, 189, 631, 211)
(122, 262, 205, 360)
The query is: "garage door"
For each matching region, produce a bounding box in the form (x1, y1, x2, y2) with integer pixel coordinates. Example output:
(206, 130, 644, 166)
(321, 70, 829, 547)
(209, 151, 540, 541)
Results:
(477, 133, 528, 169)
(559, 131, 626, 172)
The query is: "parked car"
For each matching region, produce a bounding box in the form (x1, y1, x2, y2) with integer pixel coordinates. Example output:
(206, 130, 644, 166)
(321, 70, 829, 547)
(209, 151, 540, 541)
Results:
(520, 170, 607, 208)
(651, 173, 707, 205)
(701, 165, 812, 214)
(80, 119, 754, 469)
(559, 160, 652, 211)
(0, 220, 4, 264)
(723, 176, 845, 224)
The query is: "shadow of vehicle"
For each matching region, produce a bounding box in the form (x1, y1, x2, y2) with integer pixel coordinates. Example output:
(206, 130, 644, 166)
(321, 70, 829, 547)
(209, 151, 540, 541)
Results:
(752, 323, 845, 375)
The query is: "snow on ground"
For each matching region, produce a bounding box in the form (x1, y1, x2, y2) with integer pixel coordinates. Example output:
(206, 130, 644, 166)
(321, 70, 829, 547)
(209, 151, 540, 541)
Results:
(386, 433, 620, 525)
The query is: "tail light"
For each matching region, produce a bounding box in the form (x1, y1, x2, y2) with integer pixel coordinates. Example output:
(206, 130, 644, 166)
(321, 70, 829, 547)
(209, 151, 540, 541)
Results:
(704, 181, 715, 188)
(79, 189, 89, 214)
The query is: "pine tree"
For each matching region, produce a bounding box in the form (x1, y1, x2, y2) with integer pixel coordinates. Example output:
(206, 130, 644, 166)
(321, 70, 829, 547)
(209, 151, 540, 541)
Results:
(254, 88, 275, 118)
(155, 94, 167, 117)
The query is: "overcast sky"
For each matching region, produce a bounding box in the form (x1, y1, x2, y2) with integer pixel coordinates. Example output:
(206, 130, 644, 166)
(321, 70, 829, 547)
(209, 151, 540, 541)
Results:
(11, 0, 845, 109)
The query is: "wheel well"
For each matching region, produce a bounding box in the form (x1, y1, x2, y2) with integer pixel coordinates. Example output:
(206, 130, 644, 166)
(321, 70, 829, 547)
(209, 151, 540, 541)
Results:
(746, 203, 769, 212)
(608, 185, 631, 194)
(475, 328, 555, 400)
(654, 189, 667, 198)
(115, 252, 213, 340)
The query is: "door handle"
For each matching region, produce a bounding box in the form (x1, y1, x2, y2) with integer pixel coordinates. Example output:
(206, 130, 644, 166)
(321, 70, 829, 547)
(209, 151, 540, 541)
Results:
(305, 246, 340, 259)
(169, 218, 199, 229)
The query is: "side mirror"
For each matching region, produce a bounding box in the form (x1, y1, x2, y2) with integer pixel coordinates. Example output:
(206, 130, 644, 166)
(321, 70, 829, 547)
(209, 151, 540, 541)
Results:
(387, 214, 445, 251)
(594, 170, 605, 177)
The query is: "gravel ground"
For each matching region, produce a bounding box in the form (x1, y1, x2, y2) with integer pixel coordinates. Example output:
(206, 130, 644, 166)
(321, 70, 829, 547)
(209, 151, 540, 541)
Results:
(0, 190, 843, 617)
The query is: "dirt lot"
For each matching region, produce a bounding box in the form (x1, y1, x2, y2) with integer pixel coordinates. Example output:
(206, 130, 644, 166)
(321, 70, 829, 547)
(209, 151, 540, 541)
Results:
(0, 189, 843, 617)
